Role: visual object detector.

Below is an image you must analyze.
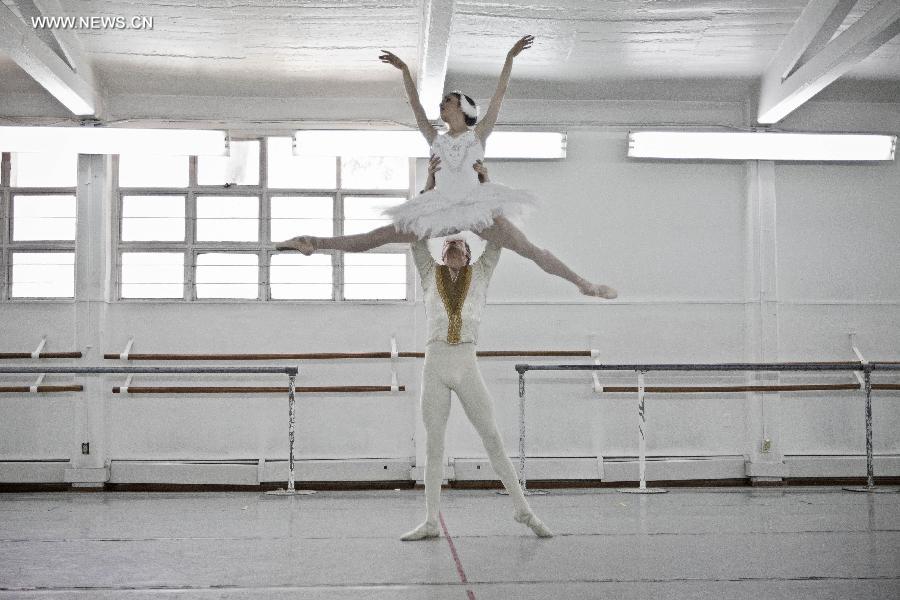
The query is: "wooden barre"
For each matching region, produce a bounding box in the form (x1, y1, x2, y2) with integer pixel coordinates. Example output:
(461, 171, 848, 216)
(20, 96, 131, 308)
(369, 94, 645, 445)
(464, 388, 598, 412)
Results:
(111, 385, 406, 394)
(103, 351, 592, 360)
(0, 385, 84, 393)
(601, 383, 900, 393)
(0, 353, 83, 359)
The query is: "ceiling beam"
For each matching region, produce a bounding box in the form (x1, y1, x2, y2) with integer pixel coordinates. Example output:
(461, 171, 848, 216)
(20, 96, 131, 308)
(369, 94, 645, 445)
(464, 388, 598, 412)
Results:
(0, 0, 99, 116)
(758, 0, 900, 124)
(417, 0, 455, 121)
(791, 0, 856, 78)
(30, 0, 96, 80)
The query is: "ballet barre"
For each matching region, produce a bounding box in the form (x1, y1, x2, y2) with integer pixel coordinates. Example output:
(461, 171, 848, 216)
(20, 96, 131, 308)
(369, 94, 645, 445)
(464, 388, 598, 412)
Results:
(0, 352, 82, 359)
(600, 383, 900, 393)
(0, 385, 83, 393)
(0, 335, 82, 360)
(0, 366, 298, 375)
(513, 361, 900, 495)
(0, 337, 84, 392)
(103, 350, 592, 360)
(0, 366, 309, 494)
(111, 385, 405, 393)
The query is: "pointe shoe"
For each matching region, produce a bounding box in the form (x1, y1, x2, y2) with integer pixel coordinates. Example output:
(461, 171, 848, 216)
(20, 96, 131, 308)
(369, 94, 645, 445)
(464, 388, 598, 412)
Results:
(514, 510, 554, 538)
(578, 281, 617, 299)
(400, 521, 440, 541)
(276, 236, 317, 256)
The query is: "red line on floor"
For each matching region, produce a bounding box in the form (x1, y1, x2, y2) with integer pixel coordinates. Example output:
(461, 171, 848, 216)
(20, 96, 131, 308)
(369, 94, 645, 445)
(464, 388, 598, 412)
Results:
(439, 512, 476, 600)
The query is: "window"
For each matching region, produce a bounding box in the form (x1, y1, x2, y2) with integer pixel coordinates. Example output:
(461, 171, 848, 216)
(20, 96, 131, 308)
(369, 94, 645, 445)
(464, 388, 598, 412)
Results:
(120, 252, 184, 299)
(116, 136, 412, 301)
(1, 152, 77, 300)
(121, 195, 185, 241)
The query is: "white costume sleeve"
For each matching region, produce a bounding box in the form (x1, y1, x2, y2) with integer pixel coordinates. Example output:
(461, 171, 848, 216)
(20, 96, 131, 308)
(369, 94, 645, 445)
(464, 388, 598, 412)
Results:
(474, 240, 502, 279)
(410, 239, 435, 285)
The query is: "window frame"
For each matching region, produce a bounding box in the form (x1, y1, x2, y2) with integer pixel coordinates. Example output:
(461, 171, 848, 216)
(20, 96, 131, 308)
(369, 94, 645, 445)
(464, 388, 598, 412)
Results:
(1, 152, 78, 302)
(113, 137, 416, 304)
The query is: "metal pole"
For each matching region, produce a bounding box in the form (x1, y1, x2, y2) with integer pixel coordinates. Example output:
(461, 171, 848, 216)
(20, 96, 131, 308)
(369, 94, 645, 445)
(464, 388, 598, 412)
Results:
(267, 371, 315, 496)
(844, 366, 895, 493)
(638, 370, 646, 490)
(519, 370, 527, 493)
(0, 366, 298, 375)
(288, 373, 296, 492)
(515, 362, 883, 372)
(865, 369, 874, 490)
(501, 368, 547, 497)
(618, 370, 666, 494)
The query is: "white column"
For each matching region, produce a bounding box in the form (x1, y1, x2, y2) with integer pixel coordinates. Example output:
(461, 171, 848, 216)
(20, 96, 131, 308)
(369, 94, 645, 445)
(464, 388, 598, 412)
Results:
(743, 160, 788, 483)
(66, 154, 113, 488)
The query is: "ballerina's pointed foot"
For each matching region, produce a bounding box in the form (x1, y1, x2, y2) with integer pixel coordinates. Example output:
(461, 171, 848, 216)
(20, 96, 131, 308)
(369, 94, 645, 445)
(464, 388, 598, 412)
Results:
(514, 510, 554, 538)
(578, 281, 617, 299)
(276, 236, 317, 255)
(400, 520, 441, 541)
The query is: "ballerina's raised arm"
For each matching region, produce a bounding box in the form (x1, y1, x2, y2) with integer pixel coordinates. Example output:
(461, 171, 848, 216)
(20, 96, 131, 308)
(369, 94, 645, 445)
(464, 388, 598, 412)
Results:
(474, 34, 533, 145)
(379, 50, 438, 146)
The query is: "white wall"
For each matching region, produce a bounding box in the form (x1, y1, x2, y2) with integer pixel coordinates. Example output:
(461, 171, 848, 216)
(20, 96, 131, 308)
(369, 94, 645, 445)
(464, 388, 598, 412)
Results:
(2, 99, 898, 485)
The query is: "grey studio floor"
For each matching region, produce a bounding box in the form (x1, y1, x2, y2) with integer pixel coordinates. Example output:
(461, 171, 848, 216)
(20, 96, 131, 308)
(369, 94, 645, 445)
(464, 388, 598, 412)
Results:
(1, 486, 899, 599)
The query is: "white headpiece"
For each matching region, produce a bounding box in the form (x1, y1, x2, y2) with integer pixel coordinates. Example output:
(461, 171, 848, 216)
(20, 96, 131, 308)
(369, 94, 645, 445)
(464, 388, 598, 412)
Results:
(451, 90, 479, 121)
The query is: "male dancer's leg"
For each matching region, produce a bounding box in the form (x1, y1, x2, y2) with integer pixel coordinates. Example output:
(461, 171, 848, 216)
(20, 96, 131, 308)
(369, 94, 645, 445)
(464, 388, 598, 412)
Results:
(401, 356, 452, 540)
(452, 349, 553, 536)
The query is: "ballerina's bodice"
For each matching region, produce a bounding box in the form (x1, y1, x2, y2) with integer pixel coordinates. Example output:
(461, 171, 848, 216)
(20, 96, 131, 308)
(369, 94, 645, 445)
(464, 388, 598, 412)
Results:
(431, 129, 483, 199)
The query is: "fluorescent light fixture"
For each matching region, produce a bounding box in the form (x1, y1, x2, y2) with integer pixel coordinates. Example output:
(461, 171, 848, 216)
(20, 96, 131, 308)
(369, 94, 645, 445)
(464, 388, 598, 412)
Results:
(628, 131, 896, 161)
(483, 132, 567, 159)
(0, 126, 228, 156)
(293, 130, 566, 159)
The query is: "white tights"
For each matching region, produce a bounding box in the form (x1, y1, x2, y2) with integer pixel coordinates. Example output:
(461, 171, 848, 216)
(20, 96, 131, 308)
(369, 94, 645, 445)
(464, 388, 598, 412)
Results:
(419, 341, 531, 523)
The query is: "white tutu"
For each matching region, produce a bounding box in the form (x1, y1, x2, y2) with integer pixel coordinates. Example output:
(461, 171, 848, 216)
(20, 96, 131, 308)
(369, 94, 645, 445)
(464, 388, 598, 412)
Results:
(383, 182, 539, 238)
(381, 129, 540, 237)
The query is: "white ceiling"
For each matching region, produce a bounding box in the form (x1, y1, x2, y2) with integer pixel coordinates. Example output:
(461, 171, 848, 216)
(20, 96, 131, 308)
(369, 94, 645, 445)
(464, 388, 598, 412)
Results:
(1, 0, 899, 106)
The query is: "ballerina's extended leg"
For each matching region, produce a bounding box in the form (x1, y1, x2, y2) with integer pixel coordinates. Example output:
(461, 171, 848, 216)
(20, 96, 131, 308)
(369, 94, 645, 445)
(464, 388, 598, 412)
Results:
(277, 225, 417, 255)
(479, 216, 617, 299)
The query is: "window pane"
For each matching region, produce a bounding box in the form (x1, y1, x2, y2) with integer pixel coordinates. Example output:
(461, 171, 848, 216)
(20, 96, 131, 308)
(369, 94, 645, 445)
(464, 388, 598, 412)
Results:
(121, 196, 185, 241)
(196, 253, 258, 299)
(198, 140, 260, 186)
(270, 196, 333, 241)
(341, 156, 408, 189)
(121, 252, 184, 298)
(12, 195, 77, 241)
(10, 152, 77, 187)
(119, 154, 188, 188)
(343, 253, 406, 300)
(270, 254, 332, 300)
(11, 252, 75, 298)
(267, 137, 336, 188)
(343, 196, 406, 235)
(196, 196, 259, 242)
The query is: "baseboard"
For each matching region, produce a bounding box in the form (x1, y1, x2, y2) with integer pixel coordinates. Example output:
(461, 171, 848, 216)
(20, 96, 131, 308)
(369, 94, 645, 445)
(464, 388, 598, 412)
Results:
(2, 454, 898, 490)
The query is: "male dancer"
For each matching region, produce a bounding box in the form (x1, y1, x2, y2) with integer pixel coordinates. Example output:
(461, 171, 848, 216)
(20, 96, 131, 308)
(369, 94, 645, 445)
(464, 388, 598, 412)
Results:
(399, 159, 552, 540)
(278, 160, 553, 539)
(401, 228, 553, 540)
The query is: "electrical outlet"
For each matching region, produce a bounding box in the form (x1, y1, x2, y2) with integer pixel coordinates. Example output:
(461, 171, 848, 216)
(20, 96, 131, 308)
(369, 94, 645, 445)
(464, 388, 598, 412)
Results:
(81, 442, 90, 455)
(762, 439, 771, 453)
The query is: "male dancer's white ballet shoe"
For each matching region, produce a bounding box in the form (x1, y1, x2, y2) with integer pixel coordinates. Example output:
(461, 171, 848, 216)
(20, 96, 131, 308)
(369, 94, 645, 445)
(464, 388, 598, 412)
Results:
(400, 521, 441, 541)
(514, 510, 554, 538)
(577, 280, 617, 299)
(275, 235, 317, 255)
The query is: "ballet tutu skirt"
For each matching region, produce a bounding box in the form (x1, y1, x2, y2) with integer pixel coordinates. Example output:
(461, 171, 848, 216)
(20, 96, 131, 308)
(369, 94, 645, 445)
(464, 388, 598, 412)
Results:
(381, 129, 540, 238)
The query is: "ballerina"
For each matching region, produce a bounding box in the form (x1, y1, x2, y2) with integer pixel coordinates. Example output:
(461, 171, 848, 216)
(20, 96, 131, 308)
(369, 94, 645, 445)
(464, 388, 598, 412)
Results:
(277, 34, 616, 299)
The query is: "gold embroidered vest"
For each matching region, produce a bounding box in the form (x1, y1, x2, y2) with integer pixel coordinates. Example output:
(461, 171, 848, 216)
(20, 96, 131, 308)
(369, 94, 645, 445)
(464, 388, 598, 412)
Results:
(435, 265, 473, 344)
